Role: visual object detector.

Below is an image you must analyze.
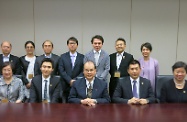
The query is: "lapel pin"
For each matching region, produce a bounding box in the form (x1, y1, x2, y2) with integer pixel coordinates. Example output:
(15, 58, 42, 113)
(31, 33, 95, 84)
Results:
(183, 91, 186, 93)
(141, 82, 144, 85)
(123, 56, 125, 59)
(50, 84, 52, 87)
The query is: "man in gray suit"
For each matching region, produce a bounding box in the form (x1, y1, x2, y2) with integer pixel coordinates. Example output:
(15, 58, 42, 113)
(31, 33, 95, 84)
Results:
(84, 35, 110, 82)
(112, 60, 155, 104)
(34, 40, 60, 76)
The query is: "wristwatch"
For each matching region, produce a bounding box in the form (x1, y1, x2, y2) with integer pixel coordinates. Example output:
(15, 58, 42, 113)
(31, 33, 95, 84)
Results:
(94, 99, 97, 104)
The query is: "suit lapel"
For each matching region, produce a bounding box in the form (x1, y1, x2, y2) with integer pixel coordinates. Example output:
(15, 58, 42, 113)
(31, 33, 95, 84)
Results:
(139, 77, 144, 98)
(37, 76, 43, 101)
(0, 54, 3, 65)
(92, 78, 99, 98)
(73, 53, 79, 69)
(127, 77, 133, 98)
(78, 79, 87, 98)
(119, 52, 126, 69)
(97, 50, 104, 66)
(66, 52, 73, 69)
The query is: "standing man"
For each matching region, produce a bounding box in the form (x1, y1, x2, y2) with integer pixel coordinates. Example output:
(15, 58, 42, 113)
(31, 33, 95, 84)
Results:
(109, 38, 134, 98)
(58, 37, 84, 102)
(112, 60, 155, 104)
(0, 41, 21, 75)
(30, 58, 61, 103)
(84, 35, 110, 82)
(34, 40, 60, 76)
(68, 61, 110, 106)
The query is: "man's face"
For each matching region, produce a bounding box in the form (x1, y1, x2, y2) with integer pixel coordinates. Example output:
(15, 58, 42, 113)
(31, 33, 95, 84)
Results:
(128, 64, 141, 80)
(92, 39, 103, 52)
(1, 42, 12, 55)
(83, 62, 96, 81)
(40, 62, 53, 78)
(67, 40, 78, 53)
(43, 41, 53, 55)
(115, 40, 126, 54)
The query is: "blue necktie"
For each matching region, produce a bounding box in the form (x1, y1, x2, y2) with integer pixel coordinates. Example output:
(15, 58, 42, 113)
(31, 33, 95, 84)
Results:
(133, 80, 138, 98)
(44, 80, 48, 100)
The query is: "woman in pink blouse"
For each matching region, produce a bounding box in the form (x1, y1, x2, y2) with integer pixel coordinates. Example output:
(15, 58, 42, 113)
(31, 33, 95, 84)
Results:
(139, 42, 159, 93)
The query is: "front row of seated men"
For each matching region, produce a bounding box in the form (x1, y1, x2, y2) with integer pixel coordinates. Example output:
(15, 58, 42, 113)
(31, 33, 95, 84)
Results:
(0, 57, 156, 105)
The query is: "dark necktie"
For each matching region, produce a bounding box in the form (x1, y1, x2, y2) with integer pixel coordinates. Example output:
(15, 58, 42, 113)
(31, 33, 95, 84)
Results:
(44, 80, 48, 100)
(87, 83, 92, 98)
(133, 80, 138, 98)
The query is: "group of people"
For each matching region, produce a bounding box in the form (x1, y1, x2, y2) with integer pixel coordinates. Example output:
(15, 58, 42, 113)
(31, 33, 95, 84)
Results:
(0, 35, 186, 105)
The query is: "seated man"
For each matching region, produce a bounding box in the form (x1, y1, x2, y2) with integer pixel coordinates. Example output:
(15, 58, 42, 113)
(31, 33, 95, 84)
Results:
(112, 60, 155, 105)
(30, 58, 61, 103)
(68, 61, 110, 106)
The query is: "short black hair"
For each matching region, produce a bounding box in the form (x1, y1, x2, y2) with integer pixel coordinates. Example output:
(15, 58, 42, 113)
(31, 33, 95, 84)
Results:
(25, 41, 35, 49)
(141, 42, 152, 51)
(128, 60, 141, 69)
(172, 61, 187, 73)
(91, 35, 104, 44)
(2, 61, 14, 72)
(116, 38, 126, 45)
(67, 37, 78, 45)
(40, 58, 54, 69)
(42, 40, 53, 48)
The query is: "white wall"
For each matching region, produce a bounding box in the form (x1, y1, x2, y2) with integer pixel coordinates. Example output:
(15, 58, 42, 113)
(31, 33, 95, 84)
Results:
(0, 0, 186, 75)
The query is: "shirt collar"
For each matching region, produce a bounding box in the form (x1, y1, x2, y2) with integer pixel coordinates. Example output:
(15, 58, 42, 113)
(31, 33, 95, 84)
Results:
(116, 51, 125, 56)
(70, 52, 77, 57)
(44, 53, 52, 58)
(130, 76, 140, 84)
(85, 77, 95, 88)
(42, 75, 51, 82)
(93, 50, 101, 54)
(3, 54, 10, 58)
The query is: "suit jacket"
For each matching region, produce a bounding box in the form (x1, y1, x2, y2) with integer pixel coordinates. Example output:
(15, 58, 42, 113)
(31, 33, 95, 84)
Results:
(68, 77, 110, 103)
(112, 76, 155, 103)
(0, 54, 21, 75)
(109, 52, 133, 97)
(30, 75, 61, 103)
(84, 49, 110, 81)
(160, 79, 187, 103)
(34, 53, 60, 76)
(58, 52, 84, 92)
(19, 55, 37, 85)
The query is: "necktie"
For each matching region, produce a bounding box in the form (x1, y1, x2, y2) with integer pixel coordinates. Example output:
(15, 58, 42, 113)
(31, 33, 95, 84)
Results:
(94, 52, 99, 65)
(44, 80, 48, 100)
(87, 83, 92, 98)
(133, 80, 138, 98)
(71, 55, 75, 69)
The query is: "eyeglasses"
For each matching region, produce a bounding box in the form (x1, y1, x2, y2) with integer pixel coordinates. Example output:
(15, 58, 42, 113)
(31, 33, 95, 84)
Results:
(26, 46, 34, 49)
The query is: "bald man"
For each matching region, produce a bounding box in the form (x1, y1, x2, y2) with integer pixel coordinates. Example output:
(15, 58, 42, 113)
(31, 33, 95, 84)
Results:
(0, 41, 21, 75)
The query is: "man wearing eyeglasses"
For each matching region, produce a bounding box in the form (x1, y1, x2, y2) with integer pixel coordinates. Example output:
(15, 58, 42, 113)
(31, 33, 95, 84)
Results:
(68, 61, 110, 106)
(58, 37, 84, 102)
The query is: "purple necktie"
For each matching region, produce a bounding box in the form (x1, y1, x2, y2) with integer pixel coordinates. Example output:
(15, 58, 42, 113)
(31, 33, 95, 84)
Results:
(133, 80, 138, 98)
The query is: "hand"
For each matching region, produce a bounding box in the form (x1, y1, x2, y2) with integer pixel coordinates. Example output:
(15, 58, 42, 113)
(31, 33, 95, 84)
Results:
(26, 82, 31, 89)
(139, 99, 149, 105)
(70, 80, 75, 86)
(81, 98, 96, 106)
(128, 97, 140, 105)
(15, 100, 22, 103)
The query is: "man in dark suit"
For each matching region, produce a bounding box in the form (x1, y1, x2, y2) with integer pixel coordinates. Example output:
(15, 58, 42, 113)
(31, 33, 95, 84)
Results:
(109, 38, 134, 98)
(68, 61, 110, 106)
(34, 40, 60, 76)
(30, 58, 61, 103)
(0, 41, 21, 75)
(112, 60, 155, 104)
(58, 37, 84, 102)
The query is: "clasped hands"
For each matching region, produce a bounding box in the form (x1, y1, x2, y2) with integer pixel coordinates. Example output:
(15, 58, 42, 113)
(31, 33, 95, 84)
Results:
(128, 97, 149, 105)
(81, 98, 96, 106)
